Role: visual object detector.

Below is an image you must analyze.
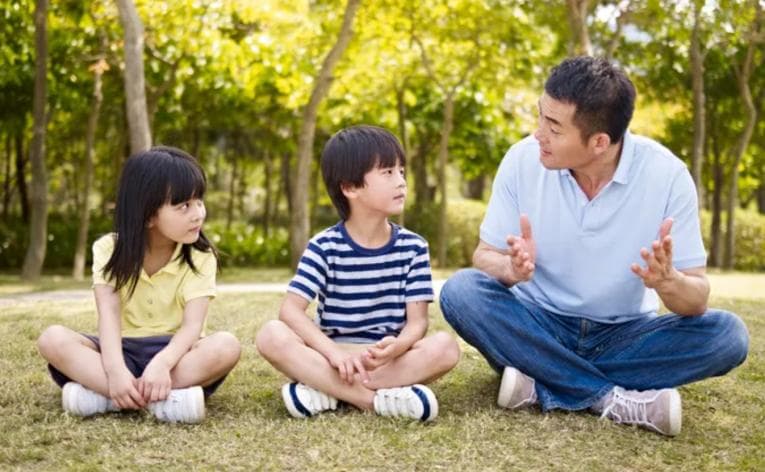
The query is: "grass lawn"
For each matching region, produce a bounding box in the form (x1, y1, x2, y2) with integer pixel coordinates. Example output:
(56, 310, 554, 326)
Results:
(0, 274, 763, 470)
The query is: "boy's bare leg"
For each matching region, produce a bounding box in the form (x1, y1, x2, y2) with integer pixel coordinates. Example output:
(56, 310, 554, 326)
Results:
(358, 331, 461, 390)
(256, 320, 376, 410)
(37, 324, 111, 396)
(171, 331, 241, 388)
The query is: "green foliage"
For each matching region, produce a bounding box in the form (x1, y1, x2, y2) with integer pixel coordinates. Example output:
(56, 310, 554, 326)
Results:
(407, 199, 486, 268)
(205, 221, 290, 268)
(701, 209, 765, 271)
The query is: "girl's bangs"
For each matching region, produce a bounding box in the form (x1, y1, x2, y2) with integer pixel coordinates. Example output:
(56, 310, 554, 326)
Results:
(167, 160, 206, 204)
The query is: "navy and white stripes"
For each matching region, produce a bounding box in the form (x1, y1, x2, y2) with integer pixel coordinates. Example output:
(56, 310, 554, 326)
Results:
(288, 222, 433, 343)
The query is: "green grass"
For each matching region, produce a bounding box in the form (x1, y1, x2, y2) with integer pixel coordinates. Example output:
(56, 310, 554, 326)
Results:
(0, 276, 763, 470)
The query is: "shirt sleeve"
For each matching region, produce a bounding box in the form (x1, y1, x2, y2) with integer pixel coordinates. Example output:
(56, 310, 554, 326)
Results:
(182, 250, 217, 302)
(665, 168, 707, 270)
(480, 146, 521, 250)
(287, 240, 328, 302)
(405, 240, 434, 303)
(91, 234, 116, 287)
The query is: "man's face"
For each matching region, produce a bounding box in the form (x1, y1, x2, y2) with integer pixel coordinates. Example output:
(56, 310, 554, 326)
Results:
(533, 93, 594, 171)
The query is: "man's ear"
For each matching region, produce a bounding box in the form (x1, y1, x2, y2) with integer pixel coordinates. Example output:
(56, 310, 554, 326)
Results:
(589, 132, 612, 155)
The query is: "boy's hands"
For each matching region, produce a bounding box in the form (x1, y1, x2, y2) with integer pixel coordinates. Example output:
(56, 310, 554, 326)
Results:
(107, 367, 145, 409)
(363, 336, 401, 370)
(138, 358, 172, 403)
(327, 349, 370, 384)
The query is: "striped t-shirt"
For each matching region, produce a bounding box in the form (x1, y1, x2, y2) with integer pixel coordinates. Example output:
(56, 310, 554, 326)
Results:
(287, 222, 434, 343)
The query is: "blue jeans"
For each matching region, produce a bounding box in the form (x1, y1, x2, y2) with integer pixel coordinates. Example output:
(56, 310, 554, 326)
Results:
(439, 269, 749, 412)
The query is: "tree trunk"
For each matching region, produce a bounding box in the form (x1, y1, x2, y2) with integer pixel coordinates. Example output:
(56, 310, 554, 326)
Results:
(289, 0, 360, 268)
(72, 60, 105, 280)
(723, 24, 759, 269)
(689, 2, 706, 210)
(116, 0, 151, 155)
(263, 150, 273, 237)
(436, 93, 455, 267)
(226, 155, 238, 230)
(756, 184, 765, 214)
(2, 133, 11, 220)
(709, 134, 723, 267)
(281, 151, 292, 215)
(464, 175, 485, 199)
(15, 132, 29, 223)
(566, 0, 592, 56)
(21, 0, 49, 281)
(412, 135, 430, 209)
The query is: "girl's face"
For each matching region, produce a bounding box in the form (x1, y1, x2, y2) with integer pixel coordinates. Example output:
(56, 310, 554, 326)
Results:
(147, 198, 206, 247)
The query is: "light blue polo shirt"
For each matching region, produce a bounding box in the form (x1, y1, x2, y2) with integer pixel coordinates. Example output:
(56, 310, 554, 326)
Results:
(480, 132, 706, 322)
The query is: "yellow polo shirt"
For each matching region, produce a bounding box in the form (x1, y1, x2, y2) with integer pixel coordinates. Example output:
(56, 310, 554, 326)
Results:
(92, 234, 217, 337)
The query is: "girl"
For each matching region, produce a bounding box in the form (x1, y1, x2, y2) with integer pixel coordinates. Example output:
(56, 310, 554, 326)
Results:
(37, 146, 241, 423)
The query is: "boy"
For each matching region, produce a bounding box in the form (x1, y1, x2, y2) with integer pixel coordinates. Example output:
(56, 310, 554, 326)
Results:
(256, 125, 460, 421)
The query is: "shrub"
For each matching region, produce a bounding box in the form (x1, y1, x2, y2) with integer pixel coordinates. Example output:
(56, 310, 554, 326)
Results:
(700, 209, 765, 271)
(405, 199, 486, 268)
(0, 215, 112, 270)
(204, 221, 290, 267)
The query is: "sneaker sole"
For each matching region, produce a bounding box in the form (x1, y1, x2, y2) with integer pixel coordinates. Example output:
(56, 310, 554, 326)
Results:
(497, 367, 518, 409)
(413, 384, 438, 421)
(187, 386, 205, 424)
(62, 382, 79, 415)
(666, 389, 682, 436)
(281, 383, 309, 419)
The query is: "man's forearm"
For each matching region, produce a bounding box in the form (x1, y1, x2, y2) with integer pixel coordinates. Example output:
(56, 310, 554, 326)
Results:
(656, 269, 710, 316)
(473, 247, 516, 287)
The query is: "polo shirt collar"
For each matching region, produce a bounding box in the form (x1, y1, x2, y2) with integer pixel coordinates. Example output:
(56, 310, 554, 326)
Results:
(558, 130, 636, 185)
(612, 130, 635, 185)
(161, 242, 184, 275)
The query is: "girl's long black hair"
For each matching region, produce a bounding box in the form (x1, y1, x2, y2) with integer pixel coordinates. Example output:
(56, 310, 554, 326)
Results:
(103, 146, 218, 298)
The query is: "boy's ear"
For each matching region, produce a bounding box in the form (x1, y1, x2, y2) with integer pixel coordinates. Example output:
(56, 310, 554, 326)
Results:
(340, 182, 358, 200)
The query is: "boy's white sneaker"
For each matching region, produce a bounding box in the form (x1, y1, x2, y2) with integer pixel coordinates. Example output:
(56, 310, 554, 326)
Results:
(62, 382, 118, 417)
(148, 386, 205, 424)
(497, 366, 538, 409)
(373, 384, 438, 422)
(597, 386, 682, 436)
(282, 382, 338, 418)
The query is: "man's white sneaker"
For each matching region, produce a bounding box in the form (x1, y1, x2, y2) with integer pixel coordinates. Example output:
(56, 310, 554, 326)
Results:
(373, 384, 438, 422)
(281, 382, 338, 418)
(598, 386, 682, 436)
(497, 366, 538, 409)
(148, 386, 205, 424)
(62, 382, 118, 417)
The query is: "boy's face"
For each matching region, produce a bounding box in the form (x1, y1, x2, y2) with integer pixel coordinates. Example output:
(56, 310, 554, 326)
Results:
(344, 161, 407, 219)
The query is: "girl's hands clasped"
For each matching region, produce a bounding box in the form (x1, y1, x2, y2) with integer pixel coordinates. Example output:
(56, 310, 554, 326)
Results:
(138, 358, 173, 403)
(107, 366, 145, 410)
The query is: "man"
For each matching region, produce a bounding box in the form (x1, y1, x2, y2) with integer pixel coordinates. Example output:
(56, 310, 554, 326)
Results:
(439, 56, 749, 436)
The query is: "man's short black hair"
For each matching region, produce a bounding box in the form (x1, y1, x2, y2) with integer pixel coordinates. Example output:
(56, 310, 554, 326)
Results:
(321, 125, 406, 220)
(544, 56, 636, 144)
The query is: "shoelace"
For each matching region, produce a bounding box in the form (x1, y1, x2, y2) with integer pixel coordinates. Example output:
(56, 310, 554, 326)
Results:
(600, 390, 652, 427)
(376, 389, 415, 417)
